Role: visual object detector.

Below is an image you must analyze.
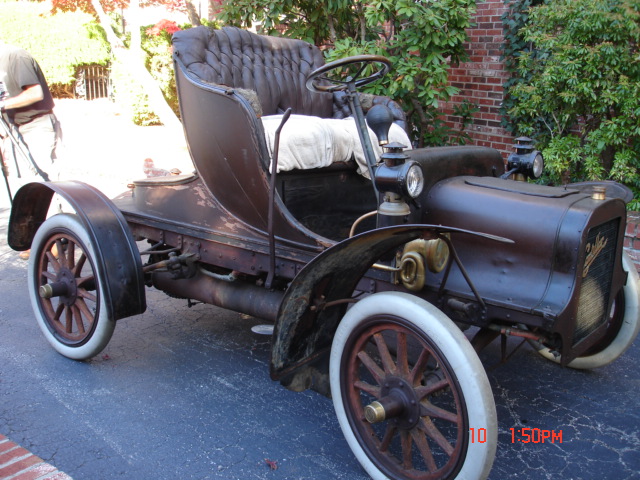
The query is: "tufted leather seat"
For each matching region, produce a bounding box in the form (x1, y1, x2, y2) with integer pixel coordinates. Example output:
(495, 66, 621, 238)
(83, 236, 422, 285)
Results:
(172, 26, 406, 129)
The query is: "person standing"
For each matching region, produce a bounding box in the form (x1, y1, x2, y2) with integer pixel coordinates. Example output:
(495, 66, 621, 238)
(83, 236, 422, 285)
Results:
(0, 42, 62, 259)
(0, 42, 62, 193)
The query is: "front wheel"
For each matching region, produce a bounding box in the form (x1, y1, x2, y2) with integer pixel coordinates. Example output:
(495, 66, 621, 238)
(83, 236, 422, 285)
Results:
(330, 292, 496, 480)
(28, 213, 114, 360)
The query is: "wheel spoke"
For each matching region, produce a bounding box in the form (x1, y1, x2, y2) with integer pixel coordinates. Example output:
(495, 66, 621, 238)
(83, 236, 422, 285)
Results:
(373, 332, 397, 375)
(53, 302, 64, 322)
(420, 400, 459, 423)
(400, 430, 413, 469)
(411, 429, 438, 473)
(354, 380, 380, 398)
(65, 306, 73, 334)
(71, 304, 86, 334)
(46, 249, 61, 271)
(379, 424, 397, 452)
(357, 350, 385, 384)
(55, 239, 68, 268)
(410, 349, 431, 385)
(415, 378, 449, 399)
(352, 63, 367, 81)
(56, 238, 68, 268)
(420, 416, 455, 456)
(75, 297, 95, 325)
(396, 331, 410, 377)
(42, 270, 56, 281)
(77, 286, 97, 303)
(73, 252, 88, 277)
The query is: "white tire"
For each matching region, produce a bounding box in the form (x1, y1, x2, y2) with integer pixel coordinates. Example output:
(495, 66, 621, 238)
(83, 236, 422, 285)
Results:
(536, 251, 640, 369)
(330, 292, 496, 480)
(28, 213, 115, 360)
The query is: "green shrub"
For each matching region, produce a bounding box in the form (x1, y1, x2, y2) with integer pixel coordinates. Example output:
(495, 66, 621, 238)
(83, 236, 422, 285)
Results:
(220, 0, 478, 148)
(0, 0, 110, 95)
(506, 0, 640, 208)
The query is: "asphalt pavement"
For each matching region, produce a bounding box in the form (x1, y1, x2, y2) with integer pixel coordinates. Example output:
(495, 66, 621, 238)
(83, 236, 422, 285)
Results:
(1, 199, 639, 479)
(0, 100, 639, 480)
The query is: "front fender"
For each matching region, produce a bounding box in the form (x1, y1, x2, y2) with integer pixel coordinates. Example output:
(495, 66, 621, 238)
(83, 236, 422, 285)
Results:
(270, 224, 510, 383)
(8, 181, 146, 321)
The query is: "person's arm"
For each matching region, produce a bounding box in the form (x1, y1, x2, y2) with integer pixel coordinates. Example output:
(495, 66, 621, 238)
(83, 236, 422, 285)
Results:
(0, 84, 44, 111)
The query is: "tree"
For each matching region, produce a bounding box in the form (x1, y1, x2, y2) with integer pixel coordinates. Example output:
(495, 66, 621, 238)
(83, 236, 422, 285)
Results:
(50, 0, 189, 128)
(507, 0, 640, 207)
(219, 0, 478, 147)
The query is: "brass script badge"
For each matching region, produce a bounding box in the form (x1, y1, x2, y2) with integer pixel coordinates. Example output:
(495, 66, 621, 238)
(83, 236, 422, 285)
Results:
(583, 233, 608, 277)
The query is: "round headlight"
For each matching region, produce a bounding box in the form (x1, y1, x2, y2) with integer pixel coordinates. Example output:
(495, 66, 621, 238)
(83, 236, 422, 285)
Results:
(404, 162, 424, 198)
(531, 152, 544, 178)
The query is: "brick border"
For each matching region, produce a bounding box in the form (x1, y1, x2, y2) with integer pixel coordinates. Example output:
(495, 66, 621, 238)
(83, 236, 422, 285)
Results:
(0, 435, 72, 480)
(624, 212, 640, 271)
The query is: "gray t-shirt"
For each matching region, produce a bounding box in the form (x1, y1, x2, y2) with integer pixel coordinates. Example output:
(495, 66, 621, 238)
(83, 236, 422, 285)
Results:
(0, 44, 55, 125)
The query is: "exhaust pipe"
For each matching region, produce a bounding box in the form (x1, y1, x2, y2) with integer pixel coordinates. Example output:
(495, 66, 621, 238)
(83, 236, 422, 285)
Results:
(152, 271, 283, 322)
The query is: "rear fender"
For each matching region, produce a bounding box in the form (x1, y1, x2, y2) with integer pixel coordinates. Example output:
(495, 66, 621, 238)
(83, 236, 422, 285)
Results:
(8, 181, 146, 320)
(270, 224, 510, 385)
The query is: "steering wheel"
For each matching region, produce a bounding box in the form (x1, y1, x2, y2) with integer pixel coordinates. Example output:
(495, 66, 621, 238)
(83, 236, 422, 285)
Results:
(306, 55, 391, 93)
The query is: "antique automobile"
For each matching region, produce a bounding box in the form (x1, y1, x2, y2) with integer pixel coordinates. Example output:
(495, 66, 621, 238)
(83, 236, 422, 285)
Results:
(7, 26, 640, 480)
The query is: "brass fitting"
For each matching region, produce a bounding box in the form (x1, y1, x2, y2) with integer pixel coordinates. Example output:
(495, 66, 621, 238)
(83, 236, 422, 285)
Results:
(398, 237, 450, 291)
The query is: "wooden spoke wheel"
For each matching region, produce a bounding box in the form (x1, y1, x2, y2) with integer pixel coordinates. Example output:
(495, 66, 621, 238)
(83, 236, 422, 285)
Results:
(28, 214, 114, 359)
(330, 292, 496, 480)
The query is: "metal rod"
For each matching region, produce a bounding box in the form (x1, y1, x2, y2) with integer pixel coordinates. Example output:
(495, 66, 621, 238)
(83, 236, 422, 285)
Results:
(0, 116, 50, 181)
(345, 83, 379, 200)
(266, 108, 292, 290)
(0, 149, 12, 205)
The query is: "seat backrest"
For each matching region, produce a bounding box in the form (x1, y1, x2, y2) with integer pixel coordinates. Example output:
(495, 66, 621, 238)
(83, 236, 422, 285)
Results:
(172, 26, 334, 118)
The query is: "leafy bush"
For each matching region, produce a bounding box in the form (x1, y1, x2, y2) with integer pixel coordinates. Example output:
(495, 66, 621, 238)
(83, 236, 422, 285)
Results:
(0, 0, 110, 96)
(505, 0, 640, 208)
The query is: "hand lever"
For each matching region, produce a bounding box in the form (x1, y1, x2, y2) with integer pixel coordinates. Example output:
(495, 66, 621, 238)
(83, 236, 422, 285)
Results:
(366, 104, 394, 146)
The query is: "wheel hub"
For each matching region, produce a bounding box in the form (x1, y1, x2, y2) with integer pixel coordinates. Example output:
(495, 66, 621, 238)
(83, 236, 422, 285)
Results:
(364, 376, 420, 430)
(39, 268, 77, 306)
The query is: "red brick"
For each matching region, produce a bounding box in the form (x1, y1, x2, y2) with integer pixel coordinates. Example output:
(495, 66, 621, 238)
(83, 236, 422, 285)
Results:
(9, 462, 57, 480)
(0, 453, 42, 477)
(625, 222, 637, 237)
(0, 441, 16, 455)
(0, 446, 34, 465)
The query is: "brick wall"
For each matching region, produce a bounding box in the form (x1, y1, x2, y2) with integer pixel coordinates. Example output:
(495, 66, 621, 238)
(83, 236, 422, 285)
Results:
(625, 213, 640, 271)
(441, 0, 515, 160)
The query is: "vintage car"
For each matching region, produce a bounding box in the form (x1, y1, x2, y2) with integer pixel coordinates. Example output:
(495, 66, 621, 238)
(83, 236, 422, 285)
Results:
(7, 26, 640, 480)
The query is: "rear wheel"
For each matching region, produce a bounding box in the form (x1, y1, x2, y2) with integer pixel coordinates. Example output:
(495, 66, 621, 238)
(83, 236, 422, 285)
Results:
(536, 251, 640, 369)
(28, 213, 114, 360)
(330, 292, 496, 480)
